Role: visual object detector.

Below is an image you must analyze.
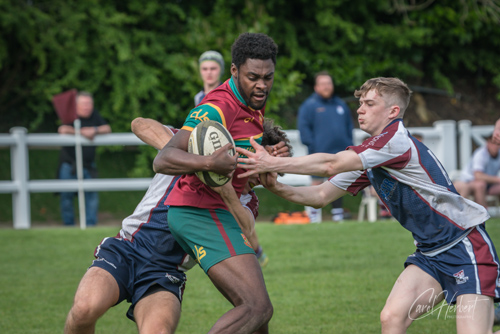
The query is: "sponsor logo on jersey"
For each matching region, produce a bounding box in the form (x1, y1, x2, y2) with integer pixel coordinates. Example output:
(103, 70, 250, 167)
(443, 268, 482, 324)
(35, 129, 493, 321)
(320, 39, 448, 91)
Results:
(453, 269, 469, 284)
(336, 106, 344, 115)
(363, 132, 389, 148)
(190, 110, 210, 122)
(241, 233, 252, 248)
(244, 117, 254, 123)
(194, 245, 206, 263)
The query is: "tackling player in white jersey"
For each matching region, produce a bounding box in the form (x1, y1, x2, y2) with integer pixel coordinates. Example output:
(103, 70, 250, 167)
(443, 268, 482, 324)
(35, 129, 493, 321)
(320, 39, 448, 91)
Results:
(237, 77, 500, 334)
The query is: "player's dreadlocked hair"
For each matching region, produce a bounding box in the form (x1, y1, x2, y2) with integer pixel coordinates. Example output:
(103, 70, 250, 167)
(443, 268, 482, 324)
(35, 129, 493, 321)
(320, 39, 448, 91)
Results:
(262, 118, 292, 177)
(231, 33, 278, 69)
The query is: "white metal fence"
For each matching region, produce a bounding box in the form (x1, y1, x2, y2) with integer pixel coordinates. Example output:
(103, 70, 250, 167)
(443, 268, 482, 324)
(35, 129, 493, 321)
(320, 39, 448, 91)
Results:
(0, 120, 494, 229)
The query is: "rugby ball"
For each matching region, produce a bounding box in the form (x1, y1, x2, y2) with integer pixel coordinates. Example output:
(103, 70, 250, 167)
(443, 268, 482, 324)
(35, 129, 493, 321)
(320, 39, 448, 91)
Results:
(188, 120, 236, 187)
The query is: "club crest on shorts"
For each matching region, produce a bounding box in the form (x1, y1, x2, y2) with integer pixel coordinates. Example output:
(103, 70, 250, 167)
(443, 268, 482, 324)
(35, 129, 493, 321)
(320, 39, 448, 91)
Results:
(241, 234, 252, 249)
(165, 272, 181, 284)
(453, 269, 469, 285)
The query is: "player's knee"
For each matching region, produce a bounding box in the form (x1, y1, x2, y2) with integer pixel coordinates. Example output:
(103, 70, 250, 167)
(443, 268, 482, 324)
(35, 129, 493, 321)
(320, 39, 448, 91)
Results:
(136, 314, 178, 334)
(380, 307, 398, 328)
(262, 302, 274, 323)
(250, 298, 273, 324)
(380, 306, 409, 330)
(138, 323, 174, 334)
(473, 180, 487, 192)
(69, 298, 104, 326)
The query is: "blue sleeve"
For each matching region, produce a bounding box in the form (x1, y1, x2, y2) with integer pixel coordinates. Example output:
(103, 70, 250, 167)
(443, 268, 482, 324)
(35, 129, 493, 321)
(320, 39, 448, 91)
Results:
(297, 100, 315, 153)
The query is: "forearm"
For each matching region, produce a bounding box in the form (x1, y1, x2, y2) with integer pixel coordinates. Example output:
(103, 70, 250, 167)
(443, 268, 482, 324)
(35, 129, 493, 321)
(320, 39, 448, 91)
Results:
(131, 117, 172, 150)
(58, 125, 75, 135)
(238, 144, 363, 179)
(247, 231, 260, 253)
(95, 124, 111, 134)
(153, 129, 211, 175)
(262, 153, 340, 177)
(267, 182, 327, 208)
(153, 146, 213, 175)
(218, 188, 255, 239)
(474, 171, 500, 184)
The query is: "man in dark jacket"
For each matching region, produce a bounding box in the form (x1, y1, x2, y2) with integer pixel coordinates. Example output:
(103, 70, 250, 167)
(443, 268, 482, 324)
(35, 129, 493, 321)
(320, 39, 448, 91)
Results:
(57, 91, 111, 226)
(297, 71, 353, 221)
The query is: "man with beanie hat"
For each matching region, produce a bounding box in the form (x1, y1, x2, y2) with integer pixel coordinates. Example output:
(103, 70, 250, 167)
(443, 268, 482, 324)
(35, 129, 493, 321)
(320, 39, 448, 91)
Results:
(194, 50, 224, 106)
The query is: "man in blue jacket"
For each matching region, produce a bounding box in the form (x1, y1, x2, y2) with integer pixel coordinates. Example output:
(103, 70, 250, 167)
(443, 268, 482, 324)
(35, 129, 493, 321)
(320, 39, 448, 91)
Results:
(297, 71, 353, 221)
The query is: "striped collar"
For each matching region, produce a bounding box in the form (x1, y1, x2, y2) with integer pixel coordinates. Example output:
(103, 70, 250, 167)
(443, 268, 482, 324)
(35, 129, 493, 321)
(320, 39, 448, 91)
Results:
(229, 76, 248, 107)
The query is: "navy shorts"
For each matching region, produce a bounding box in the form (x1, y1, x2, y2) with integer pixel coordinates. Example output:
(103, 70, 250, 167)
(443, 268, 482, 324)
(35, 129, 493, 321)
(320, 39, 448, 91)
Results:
(405, 224, 500, 304)
(91, 234, 187, 321)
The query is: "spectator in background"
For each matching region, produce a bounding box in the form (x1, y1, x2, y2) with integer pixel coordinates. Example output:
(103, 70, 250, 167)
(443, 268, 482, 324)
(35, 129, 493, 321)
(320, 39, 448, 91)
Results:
(297, 71, 353, 222)
(194, 50, 224, 106)
(453, 133, 500, 209)
(57, 92, 111, 226)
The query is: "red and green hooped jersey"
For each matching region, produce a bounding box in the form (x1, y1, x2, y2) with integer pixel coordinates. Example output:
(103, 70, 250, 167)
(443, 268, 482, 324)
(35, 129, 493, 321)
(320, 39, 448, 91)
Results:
(165, 78, 265, 210)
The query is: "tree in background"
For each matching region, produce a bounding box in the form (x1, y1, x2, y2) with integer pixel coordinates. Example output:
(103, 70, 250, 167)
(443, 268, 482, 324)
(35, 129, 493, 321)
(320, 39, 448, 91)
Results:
(1, 0, 500, 174)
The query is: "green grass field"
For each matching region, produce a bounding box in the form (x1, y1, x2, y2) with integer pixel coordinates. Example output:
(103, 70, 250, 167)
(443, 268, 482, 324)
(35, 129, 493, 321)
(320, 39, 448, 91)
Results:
(1, 220, 499, 333)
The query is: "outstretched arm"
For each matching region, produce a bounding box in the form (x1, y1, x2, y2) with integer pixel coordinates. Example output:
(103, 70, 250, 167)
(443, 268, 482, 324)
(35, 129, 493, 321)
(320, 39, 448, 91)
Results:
(236, 137, 363, 178)
(260, 172, 347, 208)
(131, 117, 173, 149)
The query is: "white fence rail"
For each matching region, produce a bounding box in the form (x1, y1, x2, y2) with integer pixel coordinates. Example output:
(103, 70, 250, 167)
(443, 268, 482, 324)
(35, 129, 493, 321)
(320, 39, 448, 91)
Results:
(0, 120, 494, 229)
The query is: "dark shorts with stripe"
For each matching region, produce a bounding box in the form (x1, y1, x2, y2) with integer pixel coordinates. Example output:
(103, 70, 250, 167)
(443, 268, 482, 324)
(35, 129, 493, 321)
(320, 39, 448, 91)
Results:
(90, 234, 187, 321)
(168, 206, 255, 273)
(405, 224, 500, 304)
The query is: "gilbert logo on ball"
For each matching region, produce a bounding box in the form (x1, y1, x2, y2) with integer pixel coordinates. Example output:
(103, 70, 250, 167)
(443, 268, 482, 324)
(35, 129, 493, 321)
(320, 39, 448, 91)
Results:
(188, 120, 236, 187)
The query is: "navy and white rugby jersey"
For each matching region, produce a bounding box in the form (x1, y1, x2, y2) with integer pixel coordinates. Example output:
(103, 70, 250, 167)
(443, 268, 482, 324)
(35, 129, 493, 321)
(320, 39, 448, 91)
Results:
(119, 173, 179, 241)
(330, 119, 489, 255)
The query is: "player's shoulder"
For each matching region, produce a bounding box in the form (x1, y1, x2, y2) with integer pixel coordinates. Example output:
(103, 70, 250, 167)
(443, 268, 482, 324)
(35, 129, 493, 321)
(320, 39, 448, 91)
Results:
(184, 103, 225, 126)
(357, 121, 408, 151)
(472, 145, 488, 158)
(203, 86, 235, 109)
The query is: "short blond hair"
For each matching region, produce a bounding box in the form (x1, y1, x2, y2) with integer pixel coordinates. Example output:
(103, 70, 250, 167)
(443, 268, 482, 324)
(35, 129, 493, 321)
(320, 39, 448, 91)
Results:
(354, 77, 412, 116)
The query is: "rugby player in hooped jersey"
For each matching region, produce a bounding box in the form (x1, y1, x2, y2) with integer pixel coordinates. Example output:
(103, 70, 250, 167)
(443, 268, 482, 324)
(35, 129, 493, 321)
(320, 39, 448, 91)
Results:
(237, 77, 500, 334)
(153, 33, 280, 334)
